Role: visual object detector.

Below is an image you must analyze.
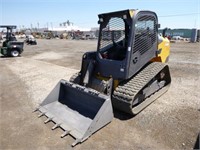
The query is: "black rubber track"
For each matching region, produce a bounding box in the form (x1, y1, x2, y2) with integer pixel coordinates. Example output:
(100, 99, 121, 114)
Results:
(69, 72, 81, 84)
(112, 62, 171, 115)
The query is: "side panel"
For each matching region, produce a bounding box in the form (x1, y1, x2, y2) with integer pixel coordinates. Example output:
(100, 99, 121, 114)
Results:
(152, 37, 170, 63)
(158, 37, 170, 62)
(127, 11, 158, 78)
(95, 54, 127, 79)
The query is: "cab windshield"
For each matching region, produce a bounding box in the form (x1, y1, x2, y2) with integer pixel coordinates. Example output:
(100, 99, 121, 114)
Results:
(98, 17, 130, 60)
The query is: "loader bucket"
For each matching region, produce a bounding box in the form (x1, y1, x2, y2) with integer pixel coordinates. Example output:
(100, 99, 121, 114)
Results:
(35, 79, 113, 146)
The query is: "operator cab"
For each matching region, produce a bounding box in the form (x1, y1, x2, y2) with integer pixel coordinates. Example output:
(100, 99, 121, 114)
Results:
(94, 9, 158, 79)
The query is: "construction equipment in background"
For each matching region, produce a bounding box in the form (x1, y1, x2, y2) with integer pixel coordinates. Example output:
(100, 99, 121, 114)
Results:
(24, 35, 37, 45)
(162, 27, 171, 40)
(44, 30, 54, 39)
(34, 9, 171, 146)
(196, 29, 200, 42)
(0, 25, 24, 57)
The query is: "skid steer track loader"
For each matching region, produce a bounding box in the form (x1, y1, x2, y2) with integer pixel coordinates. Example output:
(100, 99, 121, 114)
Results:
(34, 9, 171, 146)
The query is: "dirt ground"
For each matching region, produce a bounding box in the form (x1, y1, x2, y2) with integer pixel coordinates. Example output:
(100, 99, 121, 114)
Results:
(0, 39, 199, 150)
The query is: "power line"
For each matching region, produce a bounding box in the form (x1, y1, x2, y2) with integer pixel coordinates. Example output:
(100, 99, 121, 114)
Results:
(159, 13, 200, 17)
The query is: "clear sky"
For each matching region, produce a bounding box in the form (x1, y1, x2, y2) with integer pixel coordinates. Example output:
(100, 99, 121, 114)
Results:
(0, 0, 200, 30)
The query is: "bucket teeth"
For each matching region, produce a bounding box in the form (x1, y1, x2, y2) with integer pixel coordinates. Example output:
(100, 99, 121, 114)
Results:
(61, 130, 70, 138)
(44, 117, 53, 124)
(52, 123, 60, 130)
(38, 112, 45, 118)
(72, 139, 81, 147)
(33, 107, 39, 112)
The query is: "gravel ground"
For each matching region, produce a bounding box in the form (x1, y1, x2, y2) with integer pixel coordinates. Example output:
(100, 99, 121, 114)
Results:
(0, 39, 199, 150)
